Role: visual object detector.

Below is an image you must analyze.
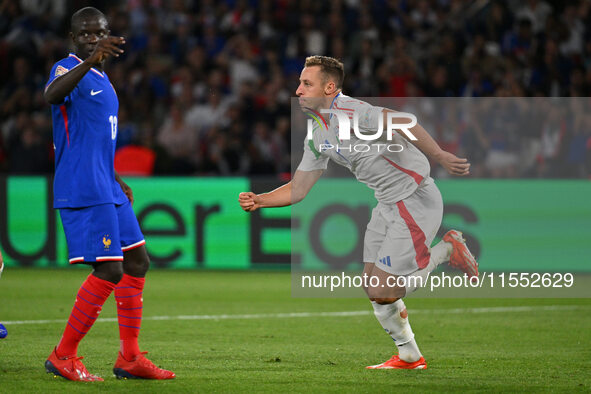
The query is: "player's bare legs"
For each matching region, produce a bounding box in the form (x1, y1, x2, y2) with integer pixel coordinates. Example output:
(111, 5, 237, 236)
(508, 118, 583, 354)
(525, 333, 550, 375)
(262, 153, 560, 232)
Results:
(112, 245, 175, 379)
(121, 245, 149, 277)
(92, 260, 125, 283)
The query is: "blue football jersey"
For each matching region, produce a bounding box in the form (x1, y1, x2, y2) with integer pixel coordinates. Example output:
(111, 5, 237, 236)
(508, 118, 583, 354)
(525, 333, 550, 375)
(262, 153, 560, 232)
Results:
(47, 53, 128, 208)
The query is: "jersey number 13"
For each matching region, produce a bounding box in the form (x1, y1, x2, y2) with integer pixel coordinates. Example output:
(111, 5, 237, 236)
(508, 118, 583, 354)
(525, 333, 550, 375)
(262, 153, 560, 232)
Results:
(108, 115, 118, 140)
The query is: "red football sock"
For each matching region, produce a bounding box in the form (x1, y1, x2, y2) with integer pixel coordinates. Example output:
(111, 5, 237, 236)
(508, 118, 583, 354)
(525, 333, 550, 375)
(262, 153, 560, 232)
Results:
(115, 274, 145, 361)
(56, 274, 116, 358)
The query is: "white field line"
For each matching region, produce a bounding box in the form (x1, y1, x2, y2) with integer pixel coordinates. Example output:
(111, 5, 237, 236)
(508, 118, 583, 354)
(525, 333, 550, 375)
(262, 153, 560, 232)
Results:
(3, 305, 588, 326)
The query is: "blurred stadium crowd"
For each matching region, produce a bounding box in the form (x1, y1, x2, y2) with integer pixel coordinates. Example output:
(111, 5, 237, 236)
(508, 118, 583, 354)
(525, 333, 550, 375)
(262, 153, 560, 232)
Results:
(0, 0, 590, 178)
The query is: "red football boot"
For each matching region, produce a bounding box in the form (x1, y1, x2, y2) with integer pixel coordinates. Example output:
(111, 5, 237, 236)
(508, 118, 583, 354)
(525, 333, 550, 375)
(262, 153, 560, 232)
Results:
(45, 348, 103, 381)
(113, 351, 175, 379)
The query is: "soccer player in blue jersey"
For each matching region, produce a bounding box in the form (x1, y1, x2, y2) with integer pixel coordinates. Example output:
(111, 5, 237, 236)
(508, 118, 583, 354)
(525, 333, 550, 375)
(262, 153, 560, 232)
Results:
(43, 7, 174, 381)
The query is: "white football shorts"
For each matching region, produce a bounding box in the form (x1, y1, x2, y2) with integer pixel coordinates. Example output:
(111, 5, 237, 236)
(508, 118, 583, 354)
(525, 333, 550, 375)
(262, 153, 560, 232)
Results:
(363, 177, 443, 276)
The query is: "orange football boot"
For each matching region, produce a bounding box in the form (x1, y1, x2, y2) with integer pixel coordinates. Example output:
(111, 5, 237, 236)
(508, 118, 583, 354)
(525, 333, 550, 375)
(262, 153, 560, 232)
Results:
(366, 355, 427, 370)
(443, 230, 479, 279)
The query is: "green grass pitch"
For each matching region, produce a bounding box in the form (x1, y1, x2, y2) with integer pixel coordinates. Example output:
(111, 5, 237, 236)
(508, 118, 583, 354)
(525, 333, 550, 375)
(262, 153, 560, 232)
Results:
(1, 268, 590, 393)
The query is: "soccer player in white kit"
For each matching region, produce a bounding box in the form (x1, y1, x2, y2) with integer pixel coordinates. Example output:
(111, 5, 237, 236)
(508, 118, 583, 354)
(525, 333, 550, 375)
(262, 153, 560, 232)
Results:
(238, 56, 478, 370)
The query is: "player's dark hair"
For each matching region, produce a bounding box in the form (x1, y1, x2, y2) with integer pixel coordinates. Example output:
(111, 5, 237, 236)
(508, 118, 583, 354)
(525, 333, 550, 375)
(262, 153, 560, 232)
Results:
(304, 56, 345, 89)
(71, 7, 106, 31)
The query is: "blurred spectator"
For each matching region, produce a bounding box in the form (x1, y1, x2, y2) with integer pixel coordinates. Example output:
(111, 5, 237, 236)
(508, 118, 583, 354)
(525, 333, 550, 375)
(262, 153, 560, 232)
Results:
(248, 121, 276, 175)
(502, 18, 535, 63)
(185, 91, 231, 136)
(515, 0, 553, 34)
(564, 111, 591, 177)
(156, 104, 198, 174)
(115, 105, 139, 150)
(486, 1, 513, 43)
(536, 104, 564, 177)
(6, 112, 51, 174)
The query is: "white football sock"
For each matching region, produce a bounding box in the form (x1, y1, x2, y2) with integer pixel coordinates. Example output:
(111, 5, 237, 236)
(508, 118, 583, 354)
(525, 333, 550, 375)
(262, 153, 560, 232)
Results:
(431, 238, 453, 265)
(372, 299, 422, 362)
(405, 239, 452, 294)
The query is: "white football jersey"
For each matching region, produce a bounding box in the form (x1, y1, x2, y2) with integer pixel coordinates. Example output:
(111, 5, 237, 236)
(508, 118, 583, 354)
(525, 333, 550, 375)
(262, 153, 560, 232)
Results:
(297, 94, 431, 204)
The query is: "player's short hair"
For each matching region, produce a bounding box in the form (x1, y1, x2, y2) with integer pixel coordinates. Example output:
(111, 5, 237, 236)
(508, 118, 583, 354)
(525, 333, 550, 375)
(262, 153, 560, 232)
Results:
(304, 56, 345, 89)
(71, 7, 106, 31)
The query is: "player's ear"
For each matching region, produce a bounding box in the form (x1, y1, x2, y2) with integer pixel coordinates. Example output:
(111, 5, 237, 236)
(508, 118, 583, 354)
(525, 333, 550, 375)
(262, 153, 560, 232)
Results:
(325, 81, 336, 95)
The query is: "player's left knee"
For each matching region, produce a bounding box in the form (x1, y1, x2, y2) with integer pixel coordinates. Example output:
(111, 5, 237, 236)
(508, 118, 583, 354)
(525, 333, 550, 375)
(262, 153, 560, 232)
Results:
(123, 255, 150, 277)
(122, 246, 150, 277)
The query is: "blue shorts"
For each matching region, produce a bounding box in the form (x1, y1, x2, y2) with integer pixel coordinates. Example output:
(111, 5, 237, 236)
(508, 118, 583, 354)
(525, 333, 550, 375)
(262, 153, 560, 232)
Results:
(59, 201, 145, 264)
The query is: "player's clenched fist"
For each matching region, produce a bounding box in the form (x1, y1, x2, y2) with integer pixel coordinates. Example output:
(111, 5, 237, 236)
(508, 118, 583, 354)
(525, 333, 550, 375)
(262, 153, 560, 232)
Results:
(238, 192, 261, 212)
(87, 36, 125, 65)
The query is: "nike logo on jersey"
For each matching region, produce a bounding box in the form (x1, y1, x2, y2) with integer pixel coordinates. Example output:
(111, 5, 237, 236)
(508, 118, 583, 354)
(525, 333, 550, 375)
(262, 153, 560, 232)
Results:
(90, 89, 103, 96)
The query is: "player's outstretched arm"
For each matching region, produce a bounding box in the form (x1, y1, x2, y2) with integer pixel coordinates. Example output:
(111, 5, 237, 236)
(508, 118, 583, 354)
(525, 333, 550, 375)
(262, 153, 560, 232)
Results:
(382, 109, 470, 176)
(238, 169, 323, 212)
(44, 36, 125, 104)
